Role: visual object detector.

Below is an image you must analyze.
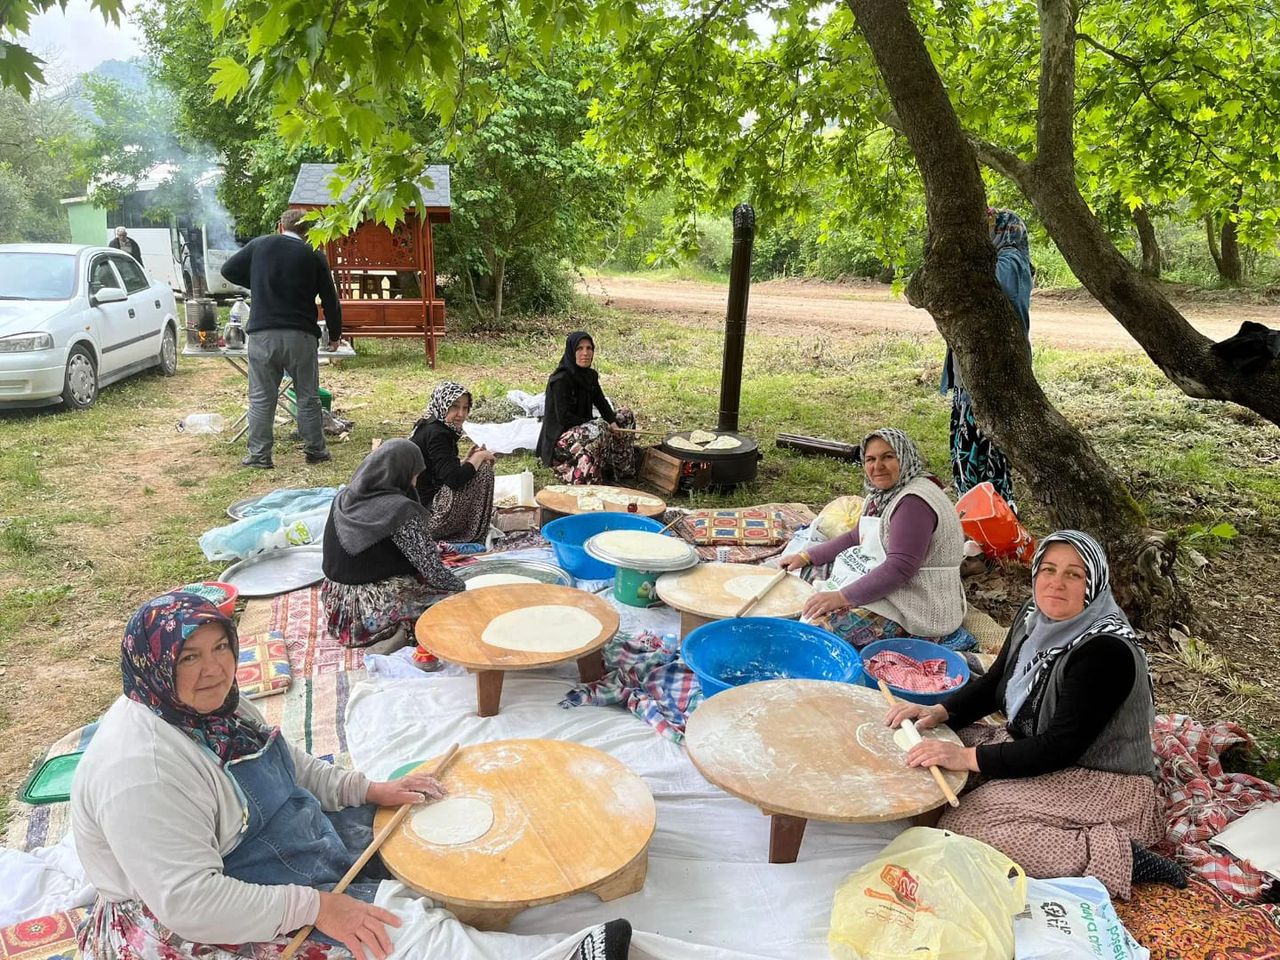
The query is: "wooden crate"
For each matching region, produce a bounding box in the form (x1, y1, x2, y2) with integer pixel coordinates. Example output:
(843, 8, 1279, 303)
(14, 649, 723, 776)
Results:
(637, 446, 683, 496)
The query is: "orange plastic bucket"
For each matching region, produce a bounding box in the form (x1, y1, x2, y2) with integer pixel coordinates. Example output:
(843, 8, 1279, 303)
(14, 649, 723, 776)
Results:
(955, 482, 1036, 563)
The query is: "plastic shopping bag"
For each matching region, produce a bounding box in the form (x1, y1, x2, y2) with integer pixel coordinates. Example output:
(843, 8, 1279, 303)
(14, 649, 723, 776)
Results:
(1014, 877, 1148, 960)
(815, 495, 865, 540)
(829, 827, 1026, 960)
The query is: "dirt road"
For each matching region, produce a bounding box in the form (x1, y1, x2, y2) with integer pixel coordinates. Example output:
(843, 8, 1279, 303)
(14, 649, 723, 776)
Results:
(583, 275, 1273, 350)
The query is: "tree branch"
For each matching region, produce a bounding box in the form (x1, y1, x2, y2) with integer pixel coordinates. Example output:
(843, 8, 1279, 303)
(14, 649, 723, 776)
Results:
(1035, 0, 1078, 174)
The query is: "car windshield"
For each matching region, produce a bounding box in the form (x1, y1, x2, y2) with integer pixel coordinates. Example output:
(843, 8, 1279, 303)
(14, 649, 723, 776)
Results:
(0, 253, 77, 300)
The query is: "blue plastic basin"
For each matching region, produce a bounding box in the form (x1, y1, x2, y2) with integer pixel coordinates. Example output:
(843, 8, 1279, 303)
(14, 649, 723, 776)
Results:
(682, 617, 864, 697)
(859, 637, 971, 706)
(541, 512, 665, 580)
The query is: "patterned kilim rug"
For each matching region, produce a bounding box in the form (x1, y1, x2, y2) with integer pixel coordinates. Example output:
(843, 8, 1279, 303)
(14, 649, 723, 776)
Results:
(0, 908, 84, 960)
(240, 587, 365, 677)
(671, 502, 817, 564)
(1115, 878, 1280, 959)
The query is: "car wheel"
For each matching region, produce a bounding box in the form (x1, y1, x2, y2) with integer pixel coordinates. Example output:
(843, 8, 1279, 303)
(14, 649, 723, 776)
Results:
(61, 345, 98, 410)
(159, 324, 178, 376)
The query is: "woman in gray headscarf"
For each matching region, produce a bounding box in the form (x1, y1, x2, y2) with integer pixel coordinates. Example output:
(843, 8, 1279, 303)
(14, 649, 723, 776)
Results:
(320, 440, 464, 649)
(780, 428, 972, 649)
(885, 530, 1180, 899)
(408, 381, 496, 543)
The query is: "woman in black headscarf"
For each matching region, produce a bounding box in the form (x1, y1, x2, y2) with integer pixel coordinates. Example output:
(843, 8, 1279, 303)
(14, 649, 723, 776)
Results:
(409, 380, 496, 543)
(320, 440, 464, 648)
(535, 331, 638, 484)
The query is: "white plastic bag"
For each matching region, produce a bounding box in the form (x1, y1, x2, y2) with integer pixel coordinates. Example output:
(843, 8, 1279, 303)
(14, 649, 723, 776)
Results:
(1014, 877, 1149, 960)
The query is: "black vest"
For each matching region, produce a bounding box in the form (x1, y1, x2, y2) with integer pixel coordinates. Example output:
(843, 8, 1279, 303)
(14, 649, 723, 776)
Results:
(321, 511, 414, 585)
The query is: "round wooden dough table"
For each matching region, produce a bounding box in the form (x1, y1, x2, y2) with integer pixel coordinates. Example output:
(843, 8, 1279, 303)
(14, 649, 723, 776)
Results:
(535, 484, 666, 518)
(685, 679, 968, 863)
(415, 583, 619, 716)
(656, 562, 815, 637)
(376, 740, 656, 930)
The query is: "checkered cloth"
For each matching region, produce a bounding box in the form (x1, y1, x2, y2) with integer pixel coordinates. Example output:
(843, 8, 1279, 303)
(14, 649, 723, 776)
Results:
(1153, 713, 1280, 900)
(560, 631, 703, 742)
(864, 651, 964, 693)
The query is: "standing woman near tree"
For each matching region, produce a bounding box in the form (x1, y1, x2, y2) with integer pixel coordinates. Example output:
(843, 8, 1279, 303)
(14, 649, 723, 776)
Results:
(536, 331, 639, 485)
(942, 207, 1033, 512)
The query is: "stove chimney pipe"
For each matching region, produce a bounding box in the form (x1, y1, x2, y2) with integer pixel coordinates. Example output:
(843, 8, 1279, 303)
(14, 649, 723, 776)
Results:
(718, 203, 755, 433)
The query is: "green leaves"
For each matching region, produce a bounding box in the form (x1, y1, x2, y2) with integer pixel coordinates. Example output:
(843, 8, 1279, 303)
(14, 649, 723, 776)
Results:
(208, 56, 251, 102)
(0, 41, 46, 100)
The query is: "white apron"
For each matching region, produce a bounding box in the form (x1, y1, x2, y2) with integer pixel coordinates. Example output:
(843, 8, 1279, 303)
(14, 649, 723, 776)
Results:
(826, 515, 886, 590)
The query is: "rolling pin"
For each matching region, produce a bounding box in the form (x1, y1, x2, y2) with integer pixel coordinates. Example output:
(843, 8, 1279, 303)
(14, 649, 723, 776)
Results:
(280, 743, 462, 959)
(734, 568, 790, 618)
(874, 680, 961, 808)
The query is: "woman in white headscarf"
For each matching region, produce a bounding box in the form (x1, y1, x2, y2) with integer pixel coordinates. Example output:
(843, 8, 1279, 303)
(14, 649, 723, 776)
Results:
(886, 530, 1181, 899)
(780, 427, 972, 649)
(408, 381, 496, 543)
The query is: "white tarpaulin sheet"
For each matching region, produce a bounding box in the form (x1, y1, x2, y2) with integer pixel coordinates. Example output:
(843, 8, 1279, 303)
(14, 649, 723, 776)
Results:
(463, 417, 542, 454)
(346, 672, 908, 959)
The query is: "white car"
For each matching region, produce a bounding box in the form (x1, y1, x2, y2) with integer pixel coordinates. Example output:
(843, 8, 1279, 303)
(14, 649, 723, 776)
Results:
(0, 243, 181, 409)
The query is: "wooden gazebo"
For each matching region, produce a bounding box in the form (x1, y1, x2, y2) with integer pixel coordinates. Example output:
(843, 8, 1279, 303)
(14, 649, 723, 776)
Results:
(288, 163, 451, 366)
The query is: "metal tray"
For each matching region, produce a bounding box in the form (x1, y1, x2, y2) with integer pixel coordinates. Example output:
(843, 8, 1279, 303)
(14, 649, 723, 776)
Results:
(226, 495, 264, 520)
(220, 545, 325, 598)
(584, 532, 699, 572)
(457, 557, 573, 588)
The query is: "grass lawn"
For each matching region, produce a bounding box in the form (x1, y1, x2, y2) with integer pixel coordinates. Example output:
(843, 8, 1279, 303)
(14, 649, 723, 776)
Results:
(2, 303, 1278, 829)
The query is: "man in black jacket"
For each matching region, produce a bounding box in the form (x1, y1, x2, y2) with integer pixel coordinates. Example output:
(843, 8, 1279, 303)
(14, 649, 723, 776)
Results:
(108, 227, 142, 262)
(220, 209, 342, 468)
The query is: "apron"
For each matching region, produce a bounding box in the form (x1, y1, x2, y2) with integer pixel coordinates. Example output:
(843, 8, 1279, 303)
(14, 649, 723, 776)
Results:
(826, 515, 886, 590)
(221, 732, 389, 943)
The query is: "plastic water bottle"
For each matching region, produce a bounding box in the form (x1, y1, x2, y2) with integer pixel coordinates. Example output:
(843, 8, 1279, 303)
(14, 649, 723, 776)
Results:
(318, 321, 330, 350)
(177, 413, 226, 434)
(660, 633, 680, 655)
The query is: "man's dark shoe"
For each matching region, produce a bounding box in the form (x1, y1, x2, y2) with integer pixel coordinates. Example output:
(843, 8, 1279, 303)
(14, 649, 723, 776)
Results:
(305, 450, 333, 465)
(241, 456, 274, 469)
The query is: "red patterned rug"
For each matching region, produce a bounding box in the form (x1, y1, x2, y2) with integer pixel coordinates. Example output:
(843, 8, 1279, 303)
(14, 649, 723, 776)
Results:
(0, 909, 84, 960)
(675, 502, 817, 563)
(269, 586, 364, 677)
(1114, 878, 1280, 959)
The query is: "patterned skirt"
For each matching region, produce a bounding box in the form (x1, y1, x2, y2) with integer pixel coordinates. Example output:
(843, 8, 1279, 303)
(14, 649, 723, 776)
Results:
(950, 386, 1016, 511)
(817, 604, 976, 652)
(78, 900, 347, 960)
(428, 460, 495, 544)
(938, 725, 1163, 899)
(321, 575, 450, 648)
(551, 407, 638, 485)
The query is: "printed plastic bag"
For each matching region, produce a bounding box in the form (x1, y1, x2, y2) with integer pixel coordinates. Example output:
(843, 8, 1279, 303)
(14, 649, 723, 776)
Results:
(829, 827, 1026, 960)
(1014, 876, 1148, 960)
(815, 495, 865, 540)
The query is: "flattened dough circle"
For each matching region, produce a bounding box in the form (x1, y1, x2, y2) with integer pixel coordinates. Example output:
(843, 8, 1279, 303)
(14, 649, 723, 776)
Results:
(593, 530, 691, 562)
(481, 604, 603, 653)
(722, 573, 786, 601)
(410, 797, 494, 845)
(465, 573, 540, 590)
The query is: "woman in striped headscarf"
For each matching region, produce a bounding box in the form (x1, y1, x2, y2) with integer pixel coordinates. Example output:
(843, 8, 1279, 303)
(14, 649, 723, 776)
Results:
(780, 427, 973, 649)
(408, 380, 497, 543)
(885, 530, 1181, 899)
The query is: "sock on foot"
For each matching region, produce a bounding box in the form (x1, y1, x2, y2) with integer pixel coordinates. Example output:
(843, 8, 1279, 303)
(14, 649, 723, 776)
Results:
(1131, 841, 1187, 888)
(570, 919, 631, 960)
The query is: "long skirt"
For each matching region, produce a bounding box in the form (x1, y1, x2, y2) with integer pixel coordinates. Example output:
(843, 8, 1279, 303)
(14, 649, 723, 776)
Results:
(429, 460, 495, 544)
(807, 599, 976, 652)
(950, 387, 1016, 510)
(938, 725, 1163, 899)
(322, 575, 450, 648)
(551, 408, 638, 485)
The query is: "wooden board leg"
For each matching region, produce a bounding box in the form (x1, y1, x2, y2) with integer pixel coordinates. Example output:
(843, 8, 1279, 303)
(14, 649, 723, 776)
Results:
(444, 902, 524, 931)
(679, 609, 713, 639)
(592, 846, 649, 902)
(475, 670, 505, 717)
(769, 813, 808, 864)
(577, 651, 606, 683)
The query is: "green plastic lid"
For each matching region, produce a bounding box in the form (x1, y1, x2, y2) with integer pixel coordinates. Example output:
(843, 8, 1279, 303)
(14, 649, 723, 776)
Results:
(21, 751, 84, 805)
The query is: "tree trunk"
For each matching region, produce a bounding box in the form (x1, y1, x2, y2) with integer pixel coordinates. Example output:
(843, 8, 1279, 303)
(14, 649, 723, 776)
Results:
(491, 256, 506, 328)
(1205, 213, 1222, 274)
(464, 267, 483, 320)
(1132, 206, 1161, 278)
(844, 0, 1174, 625)
(965, 0, 1280, 427)
(1219, 207, 1243, 284)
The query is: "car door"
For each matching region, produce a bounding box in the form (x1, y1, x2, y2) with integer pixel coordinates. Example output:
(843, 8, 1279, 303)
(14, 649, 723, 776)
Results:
(109, 253, 165, 363)
(86, 255, 140, 374)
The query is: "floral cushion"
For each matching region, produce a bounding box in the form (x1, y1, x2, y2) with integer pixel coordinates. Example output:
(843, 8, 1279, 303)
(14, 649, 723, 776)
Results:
(235, 630, 292, 699)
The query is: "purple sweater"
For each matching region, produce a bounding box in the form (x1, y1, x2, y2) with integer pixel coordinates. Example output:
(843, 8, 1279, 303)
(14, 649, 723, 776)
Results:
(804, 495, 939, 609)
